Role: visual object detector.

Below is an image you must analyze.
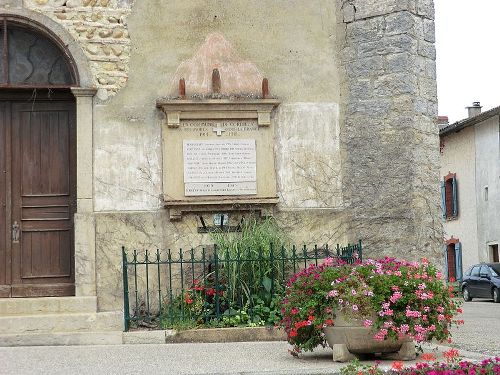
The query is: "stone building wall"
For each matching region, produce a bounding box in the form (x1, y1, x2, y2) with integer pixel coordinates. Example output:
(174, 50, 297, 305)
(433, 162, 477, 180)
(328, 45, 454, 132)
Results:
(336, 0, 442, 259)
(0, 0, 441, 312)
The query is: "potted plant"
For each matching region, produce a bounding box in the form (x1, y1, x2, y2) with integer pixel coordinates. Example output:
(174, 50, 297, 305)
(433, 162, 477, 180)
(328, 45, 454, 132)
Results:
(278, 257, 463, 362)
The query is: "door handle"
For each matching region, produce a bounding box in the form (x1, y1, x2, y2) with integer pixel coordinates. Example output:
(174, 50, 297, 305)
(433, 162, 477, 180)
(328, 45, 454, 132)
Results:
(12, 221, 20, 243)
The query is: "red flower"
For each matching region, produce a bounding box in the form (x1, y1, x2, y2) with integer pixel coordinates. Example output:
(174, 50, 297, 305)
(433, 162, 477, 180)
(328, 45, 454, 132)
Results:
(443, 348, 460, 363)
(184, 293, 193, 305)
(391, 361, 404, 371)
(420, 352, 437, 362)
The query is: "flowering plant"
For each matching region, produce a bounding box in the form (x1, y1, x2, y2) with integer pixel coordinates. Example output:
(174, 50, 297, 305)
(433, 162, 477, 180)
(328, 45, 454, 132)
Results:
(341, 355, 500, 375)
(278, 257, 463, 354)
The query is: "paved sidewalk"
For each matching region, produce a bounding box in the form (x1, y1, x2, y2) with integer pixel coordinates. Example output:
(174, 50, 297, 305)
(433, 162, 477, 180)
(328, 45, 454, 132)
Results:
(0, 341, 491, 375)
(0, 300, 497, 375)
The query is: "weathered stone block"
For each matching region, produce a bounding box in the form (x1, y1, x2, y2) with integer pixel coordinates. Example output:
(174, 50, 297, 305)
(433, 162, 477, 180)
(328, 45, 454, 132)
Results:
(385, 11, 417, 36)
(346, 56, 385, 78)
(419, 76, 437, 101)
(347, 99, 392, 117)
(423, 19, 435, 42)
(346, 17, 384, 42)
(416, 0, 434, 19)
(386, 52, 417, 74)
(357, 34, 418, 57)
(341, 1, 356, 22)
(418, 40, 436, 60)
(374, 73, 418, 96)
(349, 79, 373, 100)
(351, 0, 416, 20)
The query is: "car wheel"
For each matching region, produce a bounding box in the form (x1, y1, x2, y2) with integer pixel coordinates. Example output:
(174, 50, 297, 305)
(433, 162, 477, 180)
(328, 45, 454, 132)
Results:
(463, 286, 472, 302)
(493, 288, 500, 303)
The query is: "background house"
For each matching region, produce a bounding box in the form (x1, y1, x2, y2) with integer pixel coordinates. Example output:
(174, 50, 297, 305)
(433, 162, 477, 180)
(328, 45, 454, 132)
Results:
(440, 102, 500, 281)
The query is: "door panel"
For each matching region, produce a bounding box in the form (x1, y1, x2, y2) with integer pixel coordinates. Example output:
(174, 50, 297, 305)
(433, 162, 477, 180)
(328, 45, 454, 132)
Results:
(0, 102, 9, 297)
(8, 100, 76, 297)
(478, 266, 491, 298)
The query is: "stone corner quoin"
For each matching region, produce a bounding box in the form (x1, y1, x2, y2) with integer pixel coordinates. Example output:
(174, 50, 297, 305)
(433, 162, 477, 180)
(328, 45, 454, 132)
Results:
(337, 0, 441, 258)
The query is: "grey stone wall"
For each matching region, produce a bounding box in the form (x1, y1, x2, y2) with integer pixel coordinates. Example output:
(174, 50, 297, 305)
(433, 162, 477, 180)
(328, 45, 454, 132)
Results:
(337, 0, 442, 258)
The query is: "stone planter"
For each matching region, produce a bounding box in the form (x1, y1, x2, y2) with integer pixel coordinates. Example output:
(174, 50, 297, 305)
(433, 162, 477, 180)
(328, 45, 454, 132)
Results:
(324, 313, 416, 362)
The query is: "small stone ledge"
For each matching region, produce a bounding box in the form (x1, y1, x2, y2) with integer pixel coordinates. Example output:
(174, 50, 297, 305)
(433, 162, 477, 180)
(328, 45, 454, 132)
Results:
(122, 327, 286, 345)
(166, 327, 286, 344)
(122, 330, 167, 344)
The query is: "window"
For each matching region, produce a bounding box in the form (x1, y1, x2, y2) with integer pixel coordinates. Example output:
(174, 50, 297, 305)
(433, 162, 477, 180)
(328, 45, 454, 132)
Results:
(479, 266, 490, 278)
(490, 264, 500, 277)
(464, 267, 472, 277)
(443, 238, 462, 281)
(0, 19, 76, 87)
(441, 173, 458, 219)
(471, 266, 480, 277)
(490, 244, 499, 263)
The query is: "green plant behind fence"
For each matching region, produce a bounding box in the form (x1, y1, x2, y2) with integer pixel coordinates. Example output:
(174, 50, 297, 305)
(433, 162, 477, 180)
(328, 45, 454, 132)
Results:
(122, 240, 362, 331)
(209, 217, 290, 313)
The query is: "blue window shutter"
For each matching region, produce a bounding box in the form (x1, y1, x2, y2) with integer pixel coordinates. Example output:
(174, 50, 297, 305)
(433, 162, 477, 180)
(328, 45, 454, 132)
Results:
(440, 182, 447, 219)
(443, 245, 449, 281)
(452, 176, 458, 218)
(455, 242, 463, 282)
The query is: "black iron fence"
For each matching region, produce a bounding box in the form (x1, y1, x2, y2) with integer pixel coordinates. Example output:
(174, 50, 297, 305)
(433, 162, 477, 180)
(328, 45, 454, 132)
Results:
(122, 240, 362, 331)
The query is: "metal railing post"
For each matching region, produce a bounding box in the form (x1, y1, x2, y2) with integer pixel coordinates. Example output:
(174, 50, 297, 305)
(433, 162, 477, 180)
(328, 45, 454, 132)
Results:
(122, 246, 130, 332)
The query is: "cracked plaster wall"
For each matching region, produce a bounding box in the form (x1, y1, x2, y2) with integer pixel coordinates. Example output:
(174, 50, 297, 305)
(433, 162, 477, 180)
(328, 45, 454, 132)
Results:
(92, 0, 341, 214)
(90, 0, 347, 311)
(95, 0, 441, 310)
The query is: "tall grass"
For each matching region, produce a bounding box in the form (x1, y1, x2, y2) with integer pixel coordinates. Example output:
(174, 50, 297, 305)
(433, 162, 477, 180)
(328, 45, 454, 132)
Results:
(210, 217, 290, 306)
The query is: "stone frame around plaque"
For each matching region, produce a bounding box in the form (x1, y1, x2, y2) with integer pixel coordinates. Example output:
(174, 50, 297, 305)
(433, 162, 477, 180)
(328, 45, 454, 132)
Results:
(156, 99, 280, 220)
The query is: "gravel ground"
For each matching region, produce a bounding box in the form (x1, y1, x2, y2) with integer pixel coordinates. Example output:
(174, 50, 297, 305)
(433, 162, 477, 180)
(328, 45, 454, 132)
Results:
(447, 298, 500, 357)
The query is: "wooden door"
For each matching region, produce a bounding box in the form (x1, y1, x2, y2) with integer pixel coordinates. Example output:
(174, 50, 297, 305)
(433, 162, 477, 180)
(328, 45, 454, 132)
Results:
(0, 102, 10, 297)
(0, 95, 76, 297)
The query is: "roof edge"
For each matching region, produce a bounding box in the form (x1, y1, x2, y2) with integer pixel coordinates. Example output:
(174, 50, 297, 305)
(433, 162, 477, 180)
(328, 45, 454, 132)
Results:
(439, 105, 500, 137)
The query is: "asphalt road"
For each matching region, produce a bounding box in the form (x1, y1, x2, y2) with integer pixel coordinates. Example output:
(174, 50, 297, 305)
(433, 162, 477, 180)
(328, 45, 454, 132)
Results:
(448, 298, 500, 357)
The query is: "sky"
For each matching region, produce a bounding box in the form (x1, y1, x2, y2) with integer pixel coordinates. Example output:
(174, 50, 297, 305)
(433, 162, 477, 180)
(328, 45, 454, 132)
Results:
(435, 1, 500, 123)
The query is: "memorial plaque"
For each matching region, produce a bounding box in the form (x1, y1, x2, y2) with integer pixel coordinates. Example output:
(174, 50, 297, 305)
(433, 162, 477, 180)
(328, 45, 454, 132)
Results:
(181, 119, 259, 137)
(183, 139, 257, 196)
(157, 99, 280, 219)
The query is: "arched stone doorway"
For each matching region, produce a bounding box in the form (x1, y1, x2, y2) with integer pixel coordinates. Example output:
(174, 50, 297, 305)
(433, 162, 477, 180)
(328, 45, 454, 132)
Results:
(0, 13, 96, 298)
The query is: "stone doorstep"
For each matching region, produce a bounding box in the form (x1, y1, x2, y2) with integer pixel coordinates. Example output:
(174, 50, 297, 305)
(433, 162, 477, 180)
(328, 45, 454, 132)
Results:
(0, 311, 123, 335)
(0, 331, 123, 347)
(123, 327, 287, 345)
(0, 296, 98, 316)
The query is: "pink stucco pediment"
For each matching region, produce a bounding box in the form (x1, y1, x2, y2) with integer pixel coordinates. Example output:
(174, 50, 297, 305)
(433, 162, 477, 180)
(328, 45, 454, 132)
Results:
(170, 32, 263, 97)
